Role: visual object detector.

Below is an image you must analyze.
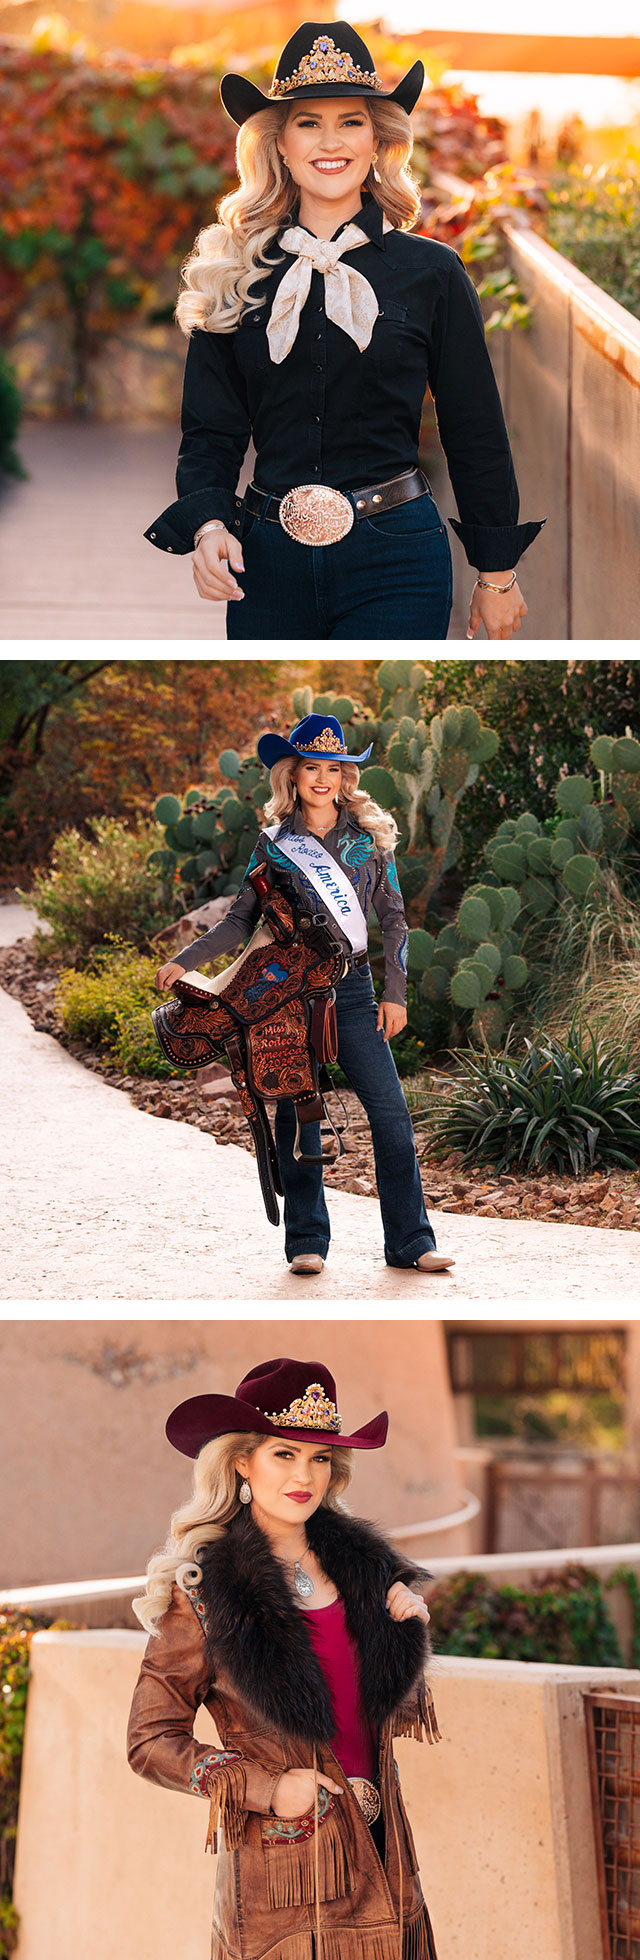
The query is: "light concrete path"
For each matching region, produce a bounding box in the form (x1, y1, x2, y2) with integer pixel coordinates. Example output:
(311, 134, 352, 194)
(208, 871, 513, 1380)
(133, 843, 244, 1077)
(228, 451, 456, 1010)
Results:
(1, 971, 635, 1304)
(0, 421, 467, 642)
(0, 423, 227, 641)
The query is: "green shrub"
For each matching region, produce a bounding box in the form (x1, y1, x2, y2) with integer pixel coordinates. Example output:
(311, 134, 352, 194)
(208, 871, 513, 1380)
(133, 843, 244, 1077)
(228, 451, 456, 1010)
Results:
(29, 817, 172, 961)
(56, 942, 185, 1078)
(546, 162, 640, 323)
(0, 352, 25, 479)
(416, 1022, 640, 1175)
(427, 1566, 623, 1665)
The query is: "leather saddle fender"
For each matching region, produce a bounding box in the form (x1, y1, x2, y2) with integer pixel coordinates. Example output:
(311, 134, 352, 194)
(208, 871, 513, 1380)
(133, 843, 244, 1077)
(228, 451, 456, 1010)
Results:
(152, 868, 349, 1226)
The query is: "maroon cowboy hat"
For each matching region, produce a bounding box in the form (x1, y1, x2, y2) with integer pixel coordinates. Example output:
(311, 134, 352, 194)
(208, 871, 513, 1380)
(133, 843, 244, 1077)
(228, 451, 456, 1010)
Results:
(166, 1357, 388, 1458)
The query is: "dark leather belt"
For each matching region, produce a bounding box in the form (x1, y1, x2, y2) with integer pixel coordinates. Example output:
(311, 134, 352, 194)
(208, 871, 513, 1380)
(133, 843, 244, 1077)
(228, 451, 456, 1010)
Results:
(353, 951, 370, 969)
(242, 467, 429, 529)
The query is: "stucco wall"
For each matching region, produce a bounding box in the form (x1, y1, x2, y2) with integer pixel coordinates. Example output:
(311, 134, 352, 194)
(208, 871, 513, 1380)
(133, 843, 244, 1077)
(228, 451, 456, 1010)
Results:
(0, 1319, 470, 1594)
(15, 1632, 640, 1960)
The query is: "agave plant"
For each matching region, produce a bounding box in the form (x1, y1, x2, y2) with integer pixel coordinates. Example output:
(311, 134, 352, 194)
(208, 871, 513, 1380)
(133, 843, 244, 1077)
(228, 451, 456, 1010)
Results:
(417, 1022, 640, 1175)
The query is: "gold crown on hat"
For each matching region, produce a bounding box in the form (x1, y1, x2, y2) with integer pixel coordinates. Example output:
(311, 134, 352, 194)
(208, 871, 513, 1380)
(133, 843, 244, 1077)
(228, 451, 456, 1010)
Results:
(293, 727, 346, 754)
(270, 34, 383, 99)
(265, 1382, 343, 1432)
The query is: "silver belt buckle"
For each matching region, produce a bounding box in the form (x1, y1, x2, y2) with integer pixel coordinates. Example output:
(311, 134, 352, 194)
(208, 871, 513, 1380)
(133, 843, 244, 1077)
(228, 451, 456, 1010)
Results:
(279, 484, 354, 546)
(348, 1776, 381, 1824)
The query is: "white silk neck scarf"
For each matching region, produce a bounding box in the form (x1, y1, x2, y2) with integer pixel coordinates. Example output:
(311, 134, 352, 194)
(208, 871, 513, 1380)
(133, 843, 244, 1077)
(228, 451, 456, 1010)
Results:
(266, 217, 393, 366)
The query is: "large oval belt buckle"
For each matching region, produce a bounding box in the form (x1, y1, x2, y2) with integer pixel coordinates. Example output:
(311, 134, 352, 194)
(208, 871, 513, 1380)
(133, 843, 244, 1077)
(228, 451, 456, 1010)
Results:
(279, 484, 354, 546)
(348, 1777, 381, 1824)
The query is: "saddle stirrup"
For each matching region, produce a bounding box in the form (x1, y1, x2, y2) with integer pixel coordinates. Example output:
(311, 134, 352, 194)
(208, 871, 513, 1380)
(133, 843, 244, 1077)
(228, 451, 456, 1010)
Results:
(293, 1096, 347, 1166)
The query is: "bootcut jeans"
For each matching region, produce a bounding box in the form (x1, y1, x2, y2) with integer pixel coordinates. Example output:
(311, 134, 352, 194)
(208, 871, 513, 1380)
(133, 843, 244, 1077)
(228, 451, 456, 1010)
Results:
(226, 489, 453, 642)
(274, 964, 437, 1267)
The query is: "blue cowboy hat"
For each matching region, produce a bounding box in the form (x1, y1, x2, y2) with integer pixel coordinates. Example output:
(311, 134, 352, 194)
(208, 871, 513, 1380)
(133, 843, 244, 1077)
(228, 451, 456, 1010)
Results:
(257, 714, 373, 770)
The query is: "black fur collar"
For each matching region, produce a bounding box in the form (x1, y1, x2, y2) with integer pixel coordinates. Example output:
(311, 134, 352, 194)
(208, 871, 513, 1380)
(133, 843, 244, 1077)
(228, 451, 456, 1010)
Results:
(197, 1505, 429, 1742)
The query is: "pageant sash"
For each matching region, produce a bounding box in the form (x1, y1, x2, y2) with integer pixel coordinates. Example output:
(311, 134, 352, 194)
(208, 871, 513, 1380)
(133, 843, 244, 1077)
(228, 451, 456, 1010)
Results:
(264, 826, 368, 954)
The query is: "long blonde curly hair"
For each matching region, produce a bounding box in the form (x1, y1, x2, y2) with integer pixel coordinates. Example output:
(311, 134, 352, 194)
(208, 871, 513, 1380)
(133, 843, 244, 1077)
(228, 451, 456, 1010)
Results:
(264, 757, 398, 855)
(133, 1431, 353, 1635)
(176, 98, 421, 335)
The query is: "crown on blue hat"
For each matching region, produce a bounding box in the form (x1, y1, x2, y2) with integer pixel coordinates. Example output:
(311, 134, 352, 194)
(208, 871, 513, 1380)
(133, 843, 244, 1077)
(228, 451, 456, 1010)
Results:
(257, 713, 373, 771)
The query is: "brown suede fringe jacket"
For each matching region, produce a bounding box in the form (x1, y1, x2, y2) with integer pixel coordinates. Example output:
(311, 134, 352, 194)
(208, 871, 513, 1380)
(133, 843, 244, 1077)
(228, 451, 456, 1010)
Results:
(127, 1505, 441, 1960)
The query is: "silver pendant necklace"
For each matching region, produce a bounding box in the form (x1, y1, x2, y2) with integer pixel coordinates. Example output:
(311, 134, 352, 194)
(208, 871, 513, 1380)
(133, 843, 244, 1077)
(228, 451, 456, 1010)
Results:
(294, 1559, 315, 1598)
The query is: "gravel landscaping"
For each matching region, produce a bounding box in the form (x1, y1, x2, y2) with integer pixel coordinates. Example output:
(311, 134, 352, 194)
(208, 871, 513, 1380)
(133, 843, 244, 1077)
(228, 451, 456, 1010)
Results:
(3, 936, 638, 1238)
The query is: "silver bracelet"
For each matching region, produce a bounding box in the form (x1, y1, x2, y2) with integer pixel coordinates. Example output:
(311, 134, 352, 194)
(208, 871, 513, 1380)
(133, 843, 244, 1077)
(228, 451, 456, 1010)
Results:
(193, 521, 226, 548)
(476, 571, 517, 593)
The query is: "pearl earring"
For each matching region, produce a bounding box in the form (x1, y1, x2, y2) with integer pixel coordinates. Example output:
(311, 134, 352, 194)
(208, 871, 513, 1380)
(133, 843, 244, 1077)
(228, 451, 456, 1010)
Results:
(239, 1479, 252, 1504)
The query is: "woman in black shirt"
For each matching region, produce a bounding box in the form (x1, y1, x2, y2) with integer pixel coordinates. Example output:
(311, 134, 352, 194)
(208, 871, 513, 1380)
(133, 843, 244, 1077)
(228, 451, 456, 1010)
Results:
(145, 19, 545, 640)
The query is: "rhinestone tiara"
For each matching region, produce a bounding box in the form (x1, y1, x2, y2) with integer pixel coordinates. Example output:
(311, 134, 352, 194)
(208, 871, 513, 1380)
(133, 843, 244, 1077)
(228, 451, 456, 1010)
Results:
(270, 35, 383, 99)
(265, 1382, 343, 1432)
(293, 727, 346, 753)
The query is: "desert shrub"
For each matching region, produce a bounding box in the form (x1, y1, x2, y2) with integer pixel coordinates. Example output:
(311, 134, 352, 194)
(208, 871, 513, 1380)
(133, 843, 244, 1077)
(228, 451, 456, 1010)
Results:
(415, 1023, 640, 1174)
(29, 817, 172, 961)
(530, 868, 640, 1066)
(427, 1566, 623, 1665)
(56, 942, 185, 1079)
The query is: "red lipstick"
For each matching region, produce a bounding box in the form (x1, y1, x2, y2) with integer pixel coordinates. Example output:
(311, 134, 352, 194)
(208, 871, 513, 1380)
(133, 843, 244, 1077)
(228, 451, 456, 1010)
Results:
(286, 1491, 312, 1503)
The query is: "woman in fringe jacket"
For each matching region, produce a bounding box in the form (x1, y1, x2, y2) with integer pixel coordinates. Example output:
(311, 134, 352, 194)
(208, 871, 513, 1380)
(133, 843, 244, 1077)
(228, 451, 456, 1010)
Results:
(127, 1357, 441, 1960)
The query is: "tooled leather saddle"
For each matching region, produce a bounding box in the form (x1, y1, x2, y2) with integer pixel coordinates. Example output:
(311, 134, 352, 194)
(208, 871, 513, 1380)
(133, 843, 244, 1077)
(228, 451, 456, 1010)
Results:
(152, 865, 348, 1225)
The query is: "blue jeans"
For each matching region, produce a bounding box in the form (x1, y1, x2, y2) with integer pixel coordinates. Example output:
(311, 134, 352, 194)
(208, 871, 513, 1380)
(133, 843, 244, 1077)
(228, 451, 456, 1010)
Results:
(226, 489, 452, 641)
(274, 965, 437, 1266)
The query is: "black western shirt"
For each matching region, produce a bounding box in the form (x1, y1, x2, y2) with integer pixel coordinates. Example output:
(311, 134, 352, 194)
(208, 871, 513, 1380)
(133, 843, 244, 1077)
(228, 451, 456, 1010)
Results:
(146, 193, 545, 572)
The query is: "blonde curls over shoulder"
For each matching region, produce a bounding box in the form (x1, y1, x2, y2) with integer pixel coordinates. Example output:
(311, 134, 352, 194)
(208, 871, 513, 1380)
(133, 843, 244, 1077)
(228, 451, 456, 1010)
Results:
(132, 1432, 353, 1635)
(264, 757, 399, 857)
(175, 99, 421, 336)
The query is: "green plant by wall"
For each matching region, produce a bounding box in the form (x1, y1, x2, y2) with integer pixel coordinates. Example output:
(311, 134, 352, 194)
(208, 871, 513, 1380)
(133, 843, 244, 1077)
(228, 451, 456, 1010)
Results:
(415, 1022, 640, 1175)
(0, 352, 25, 480)
(546, 160, 640, 324)
(427, 1566, 623, 1665)
(0, 1608, 73, 1959)
(29, 817, 171, 962)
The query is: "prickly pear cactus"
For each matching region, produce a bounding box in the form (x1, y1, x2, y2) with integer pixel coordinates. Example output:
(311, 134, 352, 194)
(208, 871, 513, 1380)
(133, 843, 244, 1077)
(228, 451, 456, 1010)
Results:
(406, 875, 525, 1047)
(352, 662, 500, 921)
(150, 747, 269, 904)
(402, 726, 639, 1048)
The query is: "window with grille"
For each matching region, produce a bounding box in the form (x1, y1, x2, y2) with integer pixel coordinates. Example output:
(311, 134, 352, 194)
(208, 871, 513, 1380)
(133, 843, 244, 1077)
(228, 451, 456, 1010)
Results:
(586, 1692, 640, 1960)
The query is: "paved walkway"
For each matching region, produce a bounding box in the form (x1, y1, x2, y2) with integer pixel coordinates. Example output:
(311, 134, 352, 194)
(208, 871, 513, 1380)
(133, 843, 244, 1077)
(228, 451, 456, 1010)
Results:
(1, 914, 635, 1303)
(0, 421, 467, 641)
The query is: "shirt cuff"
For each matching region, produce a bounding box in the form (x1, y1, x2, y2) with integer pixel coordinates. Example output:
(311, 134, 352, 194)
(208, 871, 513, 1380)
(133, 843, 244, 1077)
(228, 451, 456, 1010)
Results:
(144, 489, 242, 555)
(448, 517, 547, 571)
(382, 970, 407, 1008)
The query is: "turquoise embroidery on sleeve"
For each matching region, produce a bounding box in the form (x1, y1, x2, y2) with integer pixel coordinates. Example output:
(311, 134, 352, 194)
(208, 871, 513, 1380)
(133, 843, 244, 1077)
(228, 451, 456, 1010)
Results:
(397, 928, 408, 975)
(385, 857, 402, 898)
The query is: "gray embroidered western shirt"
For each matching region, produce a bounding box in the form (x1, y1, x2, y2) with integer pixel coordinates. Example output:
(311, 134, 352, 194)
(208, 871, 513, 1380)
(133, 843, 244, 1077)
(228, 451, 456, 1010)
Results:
(175, 806, 409, 1005)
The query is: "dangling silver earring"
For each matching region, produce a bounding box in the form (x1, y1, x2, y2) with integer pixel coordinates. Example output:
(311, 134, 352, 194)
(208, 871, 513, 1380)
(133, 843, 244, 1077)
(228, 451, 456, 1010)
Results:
(239, 1479, 252, 1504)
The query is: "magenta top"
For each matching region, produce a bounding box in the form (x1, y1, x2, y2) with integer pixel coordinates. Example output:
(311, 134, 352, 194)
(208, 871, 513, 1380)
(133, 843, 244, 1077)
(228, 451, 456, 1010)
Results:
(301, 1596, 376, 1780)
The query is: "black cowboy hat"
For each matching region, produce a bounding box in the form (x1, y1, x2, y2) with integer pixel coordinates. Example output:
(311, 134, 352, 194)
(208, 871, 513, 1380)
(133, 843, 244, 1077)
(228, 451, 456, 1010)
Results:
(166, 1357, 388, 1457)
(220, 20, 424, 128)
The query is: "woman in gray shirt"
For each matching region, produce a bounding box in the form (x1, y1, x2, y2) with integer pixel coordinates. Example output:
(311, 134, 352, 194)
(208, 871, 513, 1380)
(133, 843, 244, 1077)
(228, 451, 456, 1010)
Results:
(156, 713, 454, 1278)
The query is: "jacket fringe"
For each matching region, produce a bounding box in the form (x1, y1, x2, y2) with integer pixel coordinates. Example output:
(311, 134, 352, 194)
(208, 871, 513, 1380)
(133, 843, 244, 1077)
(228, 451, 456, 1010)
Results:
(205, 1759, 248, 1853)
(391, 1681, 440, 1746)
(264, 1806, 357, 1910)
(210, 1911, 436, 1960)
